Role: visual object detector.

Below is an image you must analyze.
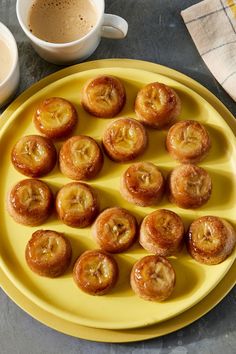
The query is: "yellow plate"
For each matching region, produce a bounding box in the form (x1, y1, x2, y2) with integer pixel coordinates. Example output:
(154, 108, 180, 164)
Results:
(0, 64, 236, 331)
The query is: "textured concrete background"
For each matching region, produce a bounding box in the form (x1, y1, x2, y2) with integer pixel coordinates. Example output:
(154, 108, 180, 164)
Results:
(0, 0, 235, 353)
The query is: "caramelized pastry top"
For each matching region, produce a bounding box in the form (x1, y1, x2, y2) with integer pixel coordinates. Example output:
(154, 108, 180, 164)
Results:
(81, 75, 126, 118)
(11, 135, 57, 177)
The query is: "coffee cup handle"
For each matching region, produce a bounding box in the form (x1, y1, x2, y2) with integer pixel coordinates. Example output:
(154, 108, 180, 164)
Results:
(101, 14, 128, 39)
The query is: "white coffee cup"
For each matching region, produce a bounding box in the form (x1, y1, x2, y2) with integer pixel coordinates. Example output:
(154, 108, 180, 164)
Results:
(16, 0, 128, 65)
(0, 22, 20, 108)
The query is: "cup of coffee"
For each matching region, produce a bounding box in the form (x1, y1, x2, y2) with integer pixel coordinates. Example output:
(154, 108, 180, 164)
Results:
(0, 22, 20, 108)
(16, 0, 128, 65)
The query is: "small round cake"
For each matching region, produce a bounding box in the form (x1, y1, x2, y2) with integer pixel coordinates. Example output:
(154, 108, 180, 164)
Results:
(168, 164, 212, 209)
(92, 207, 137, 253)
(166, 120, 211, 163)
(187, 216, 236, 265)
(34, 97, 78, 139)
(130, 255, 176, 301)
(59, 135, 104, 180)
(102, 117, 148, 162)
(120, 162, 165, 206)
(7, 179, 53, 226)
(73, 250, 119, 295)
(55, 182, 99, 227)
(81, 75, 126, 118)
(11, 135, 57, 177)
(135, 82, 181, 129)
(25, 230, 72, 277)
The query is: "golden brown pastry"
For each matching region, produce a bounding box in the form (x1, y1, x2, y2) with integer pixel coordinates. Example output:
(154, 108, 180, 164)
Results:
(7, 179, 53, 226)
(168, 164, 212, 209)
(135, 82, 181, 129)
(55, 182, 99, 227)
(130, 255, 176, 301)
(59, 135, 103, 180)
(102, 118, 148, 162)
(34, 97, 78, 139)
(92, 207, 137, 253)
(187, 216, 236, 265)
(166, 120, 211, 163)
(140, 209, 185, 256)
(73, 250, 118, 295)
(120, 162, 165, 206)
(25, 230, 72, 277)
(11, 135, 57, 177)
(81, 75, 126, 118)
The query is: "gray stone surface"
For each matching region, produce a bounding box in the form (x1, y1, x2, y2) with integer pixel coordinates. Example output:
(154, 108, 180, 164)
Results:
(0, 0, 235, 353)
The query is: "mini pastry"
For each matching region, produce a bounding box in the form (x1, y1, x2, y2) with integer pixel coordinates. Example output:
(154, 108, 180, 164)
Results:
(135, 82, 181, 129)
(55, 182, 99, 227)
(25, 230, 72, 277)
(102, 118, 148, 162)
(120, 162, 165, 206)
(168, 164, 212, 209)
(92, 207, 137, 253)
(34, 97, 78, 139)
(187, 216, 236, 265)
(7, 179, 53, 226)
(140, 209, 185, 256)
(59, 135, 103, 180)
(81, 75, 126, 118)
(130, 255, 176, 301)
(11, 135, 57, 177)
(166, 120, 211, 163)
(73, 250, 118, 295)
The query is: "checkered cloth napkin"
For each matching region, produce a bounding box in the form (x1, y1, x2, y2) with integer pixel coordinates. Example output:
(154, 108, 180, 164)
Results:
(181, 0, 236, 101)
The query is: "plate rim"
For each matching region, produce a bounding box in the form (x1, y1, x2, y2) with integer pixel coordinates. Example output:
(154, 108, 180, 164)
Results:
(0, 58, 235, 342)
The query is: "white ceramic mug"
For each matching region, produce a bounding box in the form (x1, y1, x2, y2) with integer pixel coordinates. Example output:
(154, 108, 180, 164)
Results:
(0, 22, 20, 108)
(16, 0, 128, 65)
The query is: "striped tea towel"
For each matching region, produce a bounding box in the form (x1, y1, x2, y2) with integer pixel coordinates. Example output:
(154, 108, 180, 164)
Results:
(181, 0, 236, 101)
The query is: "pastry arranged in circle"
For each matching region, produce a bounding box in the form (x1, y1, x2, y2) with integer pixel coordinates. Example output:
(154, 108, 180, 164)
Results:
(11, 135, 57, 177)
(92, 207, 137, 253)
(56, 182, 99, 227)
(73, 250, 118, 295)
(120, 162, 165, 206)
(7, 179, 53, 226)
(187, 216, 236, 265)
(81, 75, 126, 118)
(102, 118, 148, 162)
(135, 82, 181, 129)
(168, 164, 212, 209)
(34, 97, 78, 139)
(166, 120, 211, 164)
(130, 255, 176, 301)
(59, 135, 103, 180)
(25, 230, 72, 277)
(140, 209, 185, 256)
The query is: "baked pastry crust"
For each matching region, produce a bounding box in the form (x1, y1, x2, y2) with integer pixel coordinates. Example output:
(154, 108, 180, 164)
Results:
(81, 75, 126, 118)
(73, 249, 118, 295)
(135, 82, 181, 129)
(11, 135, 57, 177)
(92, 207, 137, 253)
(7, 179, 53, 226)
(187, 216, 236, 265)
(140, 209, 185, 256)
(25, 230, 72, 277)
(168, 164, 212, 209)
(102, 118, 148, 162)
(166, 120, 211, 163)
(120, 162, 165, 206)
(59, 135, 103, 180)
(130, 255, 176, 301)
(55, 182, 99, 227)
(34, 97, 78, 139)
